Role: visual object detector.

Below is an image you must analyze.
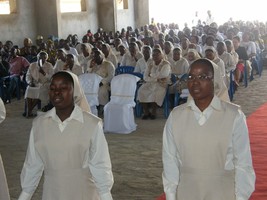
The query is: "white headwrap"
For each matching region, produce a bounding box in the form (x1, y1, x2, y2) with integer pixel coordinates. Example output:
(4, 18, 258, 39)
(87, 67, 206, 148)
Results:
(65, 71, 91, 112)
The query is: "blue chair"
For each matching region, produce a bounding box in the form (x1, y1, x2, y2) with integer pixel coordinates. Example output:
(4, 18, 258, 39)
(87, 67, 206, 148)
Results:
(173, 73, 189, 107)
(228, 70, 235, 101)
(115, 66, 135, 75)
(243, 61, 248, 88)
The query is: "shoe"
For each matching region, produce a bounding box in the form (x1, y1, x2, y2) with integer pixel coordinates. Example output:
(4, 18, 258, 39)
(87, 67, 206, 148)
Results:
(26, 113, 37, 118)
(142, 114, 149, 120)
(150, 114, 156, 120)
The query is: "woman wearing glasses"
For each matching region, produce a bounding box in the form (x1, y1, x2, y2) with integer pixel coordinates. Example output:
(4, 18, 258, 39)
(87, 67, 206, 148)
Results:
(162, 58, 255, 200)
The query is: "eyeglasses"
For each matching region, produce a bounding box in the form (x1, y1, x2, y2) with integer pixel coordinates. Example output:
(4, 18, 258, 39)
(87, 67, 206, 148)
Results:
(187, 74, 213, 81)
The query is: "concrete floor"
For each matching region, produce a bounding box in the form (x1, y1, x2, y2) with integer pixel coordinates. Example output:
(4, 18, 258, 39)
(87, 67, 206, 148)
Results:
(1, 68, 267, 200)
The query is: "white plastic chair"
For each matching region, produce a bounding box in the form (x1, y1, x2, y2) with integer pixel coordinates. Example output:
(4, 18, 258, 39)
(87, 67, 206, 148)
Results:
(104, 74, 140, 134)
(79, 73, 102, 116)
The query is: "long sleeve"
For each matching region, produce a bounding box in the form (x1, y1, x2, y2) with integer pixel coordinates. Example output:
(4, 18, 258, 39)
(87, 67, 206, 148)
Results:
(0, 98, 6, 123)
(88, 121, 114, 200)
(18, 128, 44, 200)
(101, 62, 115, 85)
(231, 110, 256, 200)
(162, 113, 180, 200)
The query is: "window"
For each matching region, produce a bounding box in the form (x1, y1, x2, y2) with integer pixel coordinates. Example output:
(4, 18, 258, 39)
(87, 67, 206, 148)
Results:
(0, 0, 16, 14)
(117, 0, 128, 10)
(60, 0, 86, 13)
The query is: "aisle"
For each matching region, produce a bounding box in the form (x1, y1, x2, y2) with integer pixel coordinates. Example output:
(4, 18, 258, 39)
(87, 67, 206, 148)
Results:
(247, 102, 267, 200)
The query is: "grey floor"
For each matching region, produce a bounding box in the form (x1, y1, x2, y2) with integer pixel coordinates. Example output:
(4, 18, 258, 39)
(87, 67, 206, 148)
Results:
(1, 67, 267, 200)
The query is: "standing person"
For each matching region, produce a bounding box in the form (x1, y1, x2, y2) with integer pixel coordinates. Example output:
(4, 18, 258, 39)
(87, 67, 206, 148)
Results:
(205, 10, 214, 25)
(0, 97, 10, 200)
(162, 58, 255, 200)
(18, 71, 113, 200)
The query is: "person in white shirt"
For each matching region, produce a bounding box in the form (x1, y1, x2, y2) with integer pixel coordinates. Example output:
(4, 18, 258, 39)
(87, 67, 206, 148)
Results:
(18, 71, 113, 200)
(137, 48, 171, 119)
(163, 41, 174, 62)
(162, 58, 255, 200)
(87, 49, 115, 106)
(77, 43, 92, 73)
(217, 41, 236, 88)
(101, 43, 118, 68)
(53, 49, 67, 74)
(204, 46, 226, 83)
(63, 54, 83, 76)
(120, 42, 143, 67)
(0, 98, 10, 200)
(170, 47, 189, 77)
(24, 51, 54, 117)
(0, 98, 6, 123)
(205, 10, 214, 25)
(134, 45, 153, 74)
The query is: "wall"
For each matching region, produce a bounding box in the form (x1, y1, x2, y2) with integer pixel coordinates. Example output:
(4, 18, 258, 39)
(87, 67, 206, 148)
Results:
(0, 0, 149, 46)
(134, 0, 149, 29)
(60, 0, 99, 40)
(116, 0, 135, 32)
(0, 0, 37, 47)
(34, 0, 59, 40)
(97, 0, 115, 32)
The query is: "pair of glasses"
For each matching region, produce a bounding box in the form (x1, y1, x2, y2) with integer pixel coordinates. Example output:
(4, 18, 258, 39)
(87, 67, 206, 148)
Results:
(187, 74, 213, 81)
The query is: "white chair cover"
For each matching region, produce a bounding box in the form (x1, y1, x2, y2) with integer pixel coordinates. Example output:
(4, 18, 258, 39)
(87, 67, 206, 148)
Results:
(104, 74, 140, 134)
(79, 73, 102, 116)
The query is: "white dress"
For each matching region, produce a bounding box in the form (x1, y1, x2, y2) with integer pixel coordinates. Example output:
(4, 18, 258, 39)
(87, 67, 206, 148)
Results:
(24, 62, 54, 103)
(137, 60, 171, 106)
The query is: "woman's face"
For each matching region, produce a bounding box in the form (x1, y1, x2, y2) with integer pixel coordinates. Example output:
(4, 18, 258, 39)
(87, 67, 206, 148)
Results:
(152, 50, 163, 64)
(49, 75, 74, 110)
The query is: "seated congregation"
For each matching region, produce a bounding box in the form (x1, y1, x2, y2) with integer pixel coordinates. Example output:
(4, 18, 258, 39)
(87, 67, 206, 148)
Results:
(0, 19, 265, 130)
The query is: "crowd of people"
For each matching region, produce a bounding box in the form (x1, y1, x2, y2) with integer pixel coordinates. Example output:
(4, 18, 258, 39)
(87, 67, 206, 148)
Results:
(0, 16, 261, 200)
(0, 18, 266, 119)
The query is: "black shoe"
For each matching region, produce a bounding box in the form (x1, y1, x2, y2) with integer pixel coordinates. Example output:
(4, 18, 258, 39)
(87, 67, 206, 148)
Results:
(142, 114, 149, 120)
(150, 114, 156, 120)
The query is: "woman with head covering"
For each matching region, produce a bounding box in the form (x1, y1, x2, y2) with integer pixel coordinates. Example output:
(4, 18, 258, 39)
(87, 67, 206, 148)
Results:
(53, 49, 67, 74)
(87, 49, 115, 107)
(162, 58, 255, 200)
(18, 71, 113, 200)
(204, 46, 226, 85)
(101, 43, 118, 68)
(137, 48, 171, 119)
(163, 41, 174, 62)
(120, 42, 143, 67)
(0, 98, 10, 200)
(63, 53, 83, 76)
(170, 46, 189, 77)
(134, 45, 153, 74)
(186, 48, 201, 65)
(24, 51, 54, 117)
(78, 43, 92, 73)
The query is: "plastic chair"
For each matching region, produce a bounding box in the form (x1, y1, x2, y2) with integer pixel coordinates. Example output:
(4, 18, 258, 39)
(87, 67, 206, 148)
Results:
(115, 66, 135, 75)
(173, 73, 189, 107)
(104, 74, 140, 134)
(228, 70, 235, 101)
(162, 73, 180, 118)
(79, 73, 103, 116)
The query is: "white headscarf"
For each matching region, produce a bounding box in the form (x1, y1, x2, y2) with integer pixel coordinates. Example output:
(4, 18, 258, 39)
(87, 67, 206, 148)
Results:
(65, 71, 91, 112)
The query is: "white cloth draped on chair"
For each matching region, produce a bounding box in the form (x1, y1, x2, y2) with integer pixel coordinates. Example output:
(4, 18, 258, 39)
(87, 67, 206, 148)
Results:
(104, 74, 140, 134)
(78, 73, 103, 116)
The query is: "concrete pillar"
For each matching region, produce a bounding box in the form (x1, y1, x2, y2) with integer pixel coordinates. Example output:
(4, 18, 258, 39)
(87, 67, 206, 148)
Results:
(34, 0, 61, 39)
(134, 0, 149, 29)
(97, 0, 116, 32)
